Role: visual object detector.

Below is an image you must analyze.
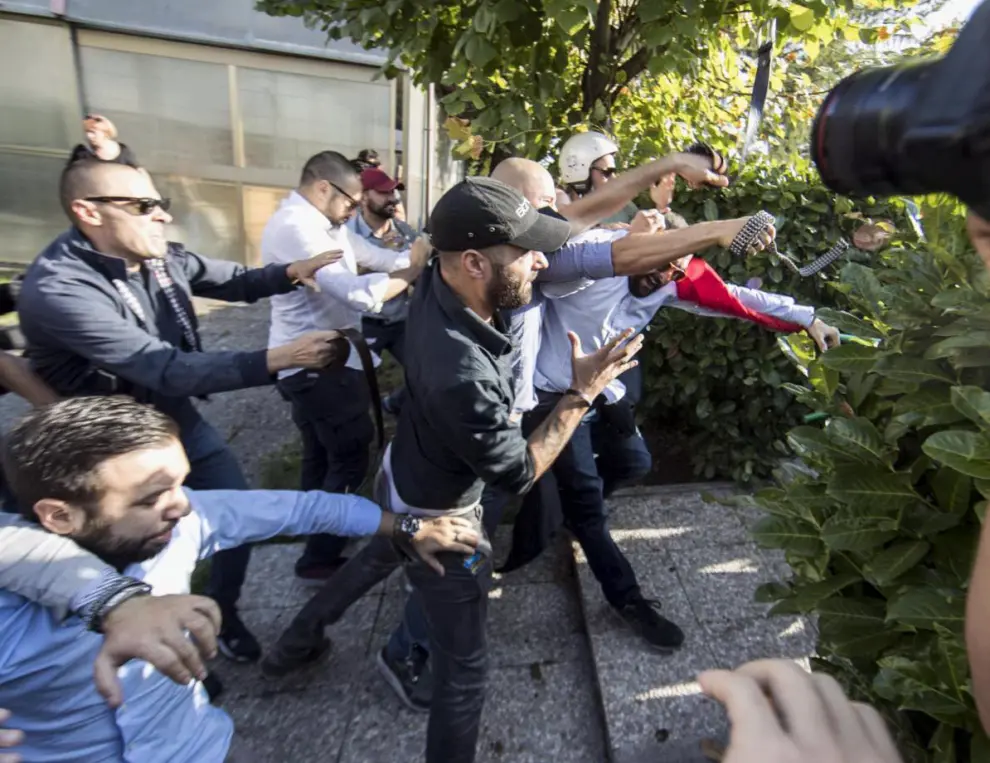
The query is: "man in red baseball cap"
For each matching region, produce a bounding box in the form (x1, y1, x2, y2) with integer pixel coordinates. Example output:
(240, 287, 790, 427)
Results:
(352, 166, 416, 415)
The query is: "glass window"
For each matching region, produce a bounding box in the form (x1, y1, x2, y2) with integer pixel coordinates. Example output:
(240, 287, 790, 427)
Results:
(239, 67, 390, 170)
(151, 176, 245, 264)
(0, 19, 79, 149)
(78, 47, 233, 172)
(0, 152, 70, 264)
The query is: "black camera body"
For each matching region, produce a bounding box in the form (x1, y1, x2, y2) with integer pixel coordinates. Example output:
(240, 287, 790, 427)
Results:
(812, 0, 990, 220)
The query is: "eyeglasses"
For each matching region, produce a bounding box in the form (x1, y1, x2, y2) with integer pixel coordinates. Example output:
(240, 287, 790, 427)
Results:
(328, 182, 361, 211)
(84, 196, 172, 216)
(591, 166, 617, 179)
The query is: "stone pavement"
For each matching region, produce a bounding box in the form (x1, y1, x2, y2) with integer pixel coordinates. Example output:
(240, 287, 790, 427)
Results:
(215, 484, 817, 763)
(583, 485, 817, 763)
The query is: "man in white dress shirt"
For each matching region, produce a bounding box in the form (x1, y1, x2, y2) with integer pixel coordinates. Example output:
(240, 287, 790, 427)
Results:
(261, 151, 428, 585)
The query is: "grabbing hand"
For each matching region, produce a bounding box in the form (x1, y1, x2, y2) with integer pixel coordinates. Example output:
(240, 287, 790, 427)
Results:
(629, 209, 666, 236)
(286, 250, 344, 291)
(411, 516, 481, 575)
(569, 328, 643, 404)
(718, 216, 777, 253)
(0, 708, 23, 763)
(651, 173, 676, 213)
(94, 594, 222, 708)
(410, 236, 432, 270)
(698, 660, 903, 763)
(282, 331, 348, 370)
(673, 152, 729, 190)
(807, 319, 840, 352)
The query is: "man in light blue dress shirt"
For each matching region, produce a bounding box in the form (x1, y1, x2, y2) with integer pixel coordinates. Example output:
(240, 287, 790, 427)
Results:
(0, 397, 477, 763)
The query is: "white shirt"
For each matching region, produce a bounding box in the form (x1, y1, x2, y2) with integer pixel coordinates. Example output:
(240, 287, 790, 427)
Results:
(262, 191, 410, 375)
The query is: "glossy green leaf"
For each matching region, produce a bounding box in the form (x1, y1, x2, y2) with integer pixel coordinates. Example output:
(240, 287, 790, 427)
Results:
(922, 430, 990, 479)
(821, 514, 898, 553)
(873, 356, 954, 384)
(950, 385, 990, 431)
(820, 344, 880, 374)
(863, 541, 930, 587)
(887, 589, 966, 632)
(825, 467, 919, 511)
(931, 467, 972, 516)
(824, 417, 892, 466)
(751, 516, 824, 556)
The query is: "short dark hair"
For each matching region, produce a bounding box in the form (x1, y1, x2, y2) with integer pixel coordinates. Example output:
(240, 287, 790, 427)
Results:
(59, 159, 135, 220)
(4, 396, 179, 520)
(300, 151, 359, 188)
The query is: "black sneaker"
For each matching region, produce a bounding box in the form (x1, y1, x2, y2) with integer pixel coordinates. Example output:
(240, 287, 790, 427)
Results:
(376, 645, 432, 713)
(616, 597, 685, 653)
(217, 610, 262, 663)
(260, 636, 331, 679)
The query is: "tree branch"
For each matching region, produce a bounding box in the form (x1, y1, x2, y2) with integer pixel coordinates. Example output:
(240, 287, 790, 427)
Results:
(583, 0, 614, 112)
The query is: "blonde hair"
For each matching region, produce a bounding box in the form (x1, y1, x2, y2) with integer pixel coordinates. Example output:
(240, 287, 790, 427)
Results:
(83, 114, 118, 141)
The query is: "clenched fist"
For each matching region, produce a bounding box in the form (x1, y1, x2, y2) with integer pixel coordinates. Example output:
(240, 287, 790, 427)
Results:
(267, 331, 349, 374)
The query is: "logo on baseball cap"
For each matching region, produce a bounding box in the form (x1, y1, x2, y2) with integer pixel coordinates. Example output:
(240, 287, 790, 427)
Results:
(428, 177, 571, 253)
(361, 168, 405, 193)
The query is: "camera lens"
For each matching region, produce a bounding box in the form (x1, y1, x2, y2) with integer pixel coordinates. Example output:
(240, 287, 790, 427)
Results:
(812, 62, 938, 199)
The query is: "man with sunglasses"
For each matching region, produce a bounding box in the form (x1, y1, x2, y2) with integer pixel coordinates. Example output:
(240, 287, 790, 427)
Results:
(559, 131, 639, 225)
(263, 151, 429, 587)
(14, 159, 346, 665)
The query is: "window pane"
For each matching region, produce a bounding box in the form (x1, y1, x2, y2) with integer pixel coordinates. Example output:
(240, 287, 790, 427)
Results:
(0, 152, 70, 264)
(152, 177, 244, 264)
(79, 47, 233, 172)
(239, 68, 390, 170)
(0, 20, 79, 149)
(243, 186, 290, 268)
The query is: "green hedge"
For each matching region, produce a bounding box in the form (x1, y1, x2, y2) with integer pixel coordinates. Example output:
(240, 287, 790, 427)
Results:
(733, 196, 990, 761)
(638, 164, 902, 483)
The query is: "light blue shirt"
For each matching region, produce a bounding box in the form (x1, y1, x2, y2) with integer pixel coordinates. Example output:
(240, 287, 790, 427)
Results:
(0, 488, 382, 763)
(534, 264, 815, 403)
(508, 234, 615, 415)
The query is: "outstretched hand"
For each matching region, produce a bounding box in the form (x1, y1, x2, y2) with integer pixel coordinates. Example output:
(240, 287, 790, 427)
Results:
(287, 250, 344, 291)
(568, 328, 643, 404)
(807, 319, 840, 353)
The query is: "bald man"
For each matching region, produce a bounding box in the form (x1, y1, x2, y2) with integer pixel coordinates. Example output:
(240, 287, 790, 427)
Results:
(7, 159, 345, 665)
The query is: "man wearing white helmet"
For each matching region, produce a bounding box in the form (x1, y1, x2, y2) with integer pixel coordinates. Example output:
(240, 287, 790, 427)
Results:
(558, 131, 639, 225)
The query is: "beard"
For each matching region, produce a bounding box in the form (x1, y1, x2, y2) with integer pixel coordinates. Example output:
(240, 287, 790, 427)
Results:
(74, 515, 177, 571)
(368, 198, 398, 220)
(488, 262, 533, 310)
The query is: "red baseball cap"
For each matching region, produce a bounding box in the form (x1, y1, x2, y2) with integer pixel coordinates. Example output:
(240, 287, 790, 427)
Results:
(360, 168, 405, 193)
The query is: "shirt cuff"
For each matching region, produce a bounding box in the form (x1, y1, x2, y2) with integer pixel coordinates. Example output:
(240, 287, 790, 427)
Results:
(346, 497, 384, 537)
(70, 568, 138, 622)
(363, 272, 392, 315)
(791, 305, 816, 329)
(236, 349, 275, 387)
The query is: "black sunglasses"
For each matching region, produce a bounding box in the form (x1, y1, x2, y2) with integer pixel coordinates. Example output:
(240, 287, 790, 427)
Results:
(592, 166, 617, 179)
(327, 182, 361, 210)
(84, 196, 172, 216)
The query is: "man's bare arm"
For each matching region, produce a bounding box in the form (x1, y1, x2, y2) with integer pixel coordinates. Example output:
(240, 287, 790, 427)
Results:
(562, 153, 728, 235)
(610, 218, 776, 276)
(0, 352, 58, 406)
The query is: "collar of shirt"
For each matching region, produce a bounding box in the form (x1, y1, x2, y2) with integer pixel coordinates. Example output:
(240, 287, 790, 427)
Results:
(284, 190, 334, 235)
(64, 227, 135, 281)
(430, 261, 511, 358)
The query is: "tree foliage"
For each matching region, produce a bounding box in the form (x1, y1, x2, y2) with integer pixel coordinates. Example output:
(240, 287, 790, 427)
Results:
(257, 0, 919, 164)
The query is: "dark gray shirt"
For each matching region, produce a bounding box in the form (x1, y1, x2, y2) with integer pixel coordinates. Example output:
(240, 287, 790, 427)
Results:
(390, 261, 536, 509)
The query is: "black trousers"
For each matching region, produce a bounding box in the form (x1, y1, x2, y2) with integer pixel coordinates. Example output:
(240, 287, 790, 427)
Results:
(277, 366, 373, 572)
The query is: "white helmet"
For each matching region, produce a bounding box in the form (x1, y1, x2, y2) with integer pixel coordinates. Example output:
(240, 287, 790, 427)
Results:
(558, 131, 619, 186)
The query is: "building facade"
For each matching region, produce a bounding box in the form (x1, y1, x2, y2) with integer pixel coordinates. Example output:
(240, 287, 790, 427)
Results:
(0, 0, 462, 266)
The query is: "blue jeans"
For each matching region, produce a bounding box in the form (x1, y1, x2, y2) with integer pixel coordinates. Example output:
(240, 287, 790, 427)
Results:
(524, 392, 650, 608)
(182, 418, 250, 613)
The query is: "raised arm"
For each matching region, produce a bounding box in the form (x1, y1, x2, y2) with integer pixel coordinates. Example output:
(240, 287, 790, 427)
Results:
(562, 153, 728, 234)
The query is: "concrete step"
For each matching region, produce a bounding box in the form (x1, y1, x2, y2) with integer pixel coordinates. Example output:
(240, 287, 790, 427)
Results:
(573, 485, 817, 763)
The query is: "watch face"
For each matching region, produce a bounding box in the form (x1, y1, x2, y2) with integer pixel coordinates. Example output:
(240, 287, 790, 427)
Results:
(400, 515, 420, 535)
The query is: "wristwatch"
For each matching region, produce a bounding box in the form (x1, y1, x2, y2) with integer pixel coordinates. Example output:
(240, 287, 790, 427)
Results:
(392, 514, 422, 543)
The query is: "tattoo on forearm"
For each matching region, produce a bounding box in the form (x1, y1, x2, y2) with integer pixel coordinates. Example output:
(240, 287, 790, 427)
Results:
(527, 399, 587, 480)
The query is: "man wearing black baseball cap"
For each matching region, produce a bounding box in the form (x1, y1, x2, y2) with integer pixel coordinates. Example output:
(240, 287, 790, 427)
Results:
(262, 176, 642, 763)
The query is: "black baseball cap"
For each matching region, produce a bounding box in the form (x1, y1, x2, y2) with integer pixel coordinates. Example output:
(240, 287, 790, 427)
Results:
(428, 176, 571, 253)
